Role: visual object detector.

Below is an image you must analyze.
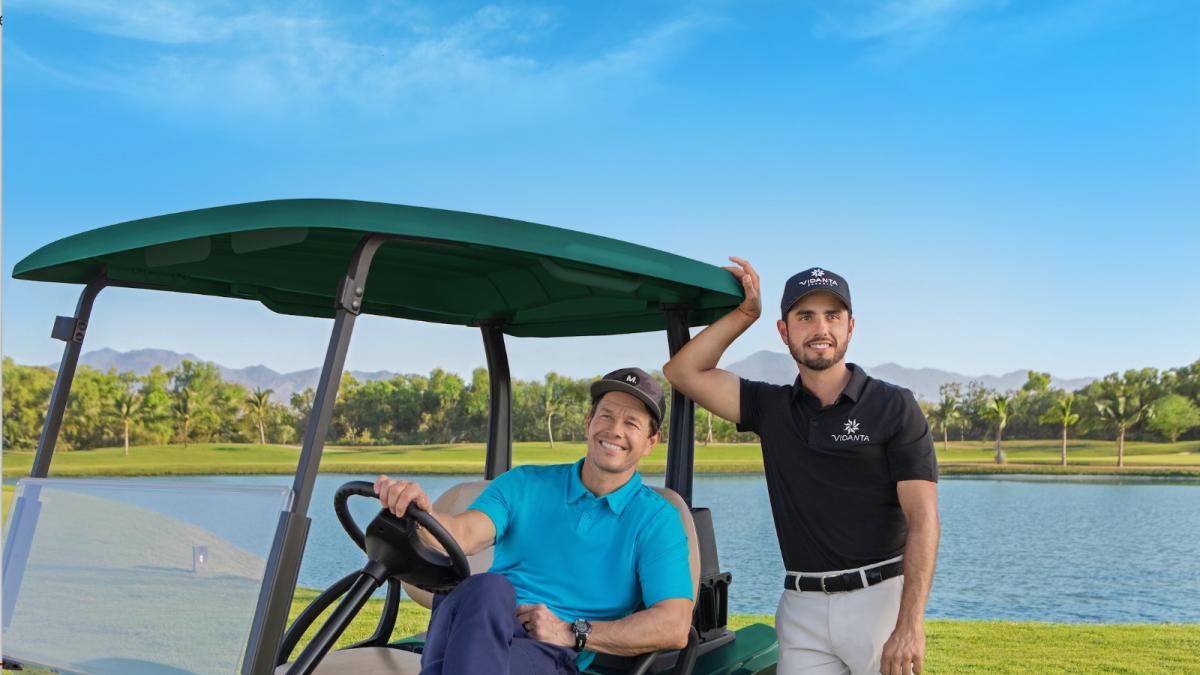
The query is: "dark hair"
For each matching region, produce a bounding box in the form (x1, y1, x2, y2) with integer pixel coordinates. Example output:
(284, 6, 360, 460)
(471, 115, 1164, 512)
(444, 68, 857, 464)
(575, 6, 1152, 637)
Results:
(588, 396, 660, 436)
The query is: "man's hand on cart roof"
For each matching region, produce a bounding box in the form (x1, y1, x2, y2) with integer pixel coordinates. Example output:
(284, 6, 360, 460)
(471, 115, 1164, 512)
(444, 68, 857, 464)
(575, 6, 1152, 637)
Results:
(721, 256, 761, 320)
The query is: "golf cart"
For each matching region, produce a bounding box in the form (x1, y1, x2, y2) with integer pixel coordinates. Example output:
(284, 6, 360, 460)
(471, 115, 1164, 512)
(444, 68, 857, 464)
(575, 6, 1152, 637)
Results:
(3, 199, 779, 674)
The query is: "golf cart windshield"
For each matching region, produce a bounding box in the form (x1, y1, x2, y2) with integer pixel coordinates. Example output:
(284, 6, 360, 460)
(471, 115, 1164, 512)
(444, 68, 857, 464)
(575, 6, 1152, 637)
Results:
(2, 479, 292, 674)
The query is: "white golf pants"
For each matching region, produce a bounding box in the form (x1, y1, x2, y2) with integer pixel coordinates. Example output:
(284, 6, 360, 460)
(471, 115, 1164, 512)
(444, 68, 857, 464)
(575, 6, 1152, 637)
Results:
(775, 572, 904, 674)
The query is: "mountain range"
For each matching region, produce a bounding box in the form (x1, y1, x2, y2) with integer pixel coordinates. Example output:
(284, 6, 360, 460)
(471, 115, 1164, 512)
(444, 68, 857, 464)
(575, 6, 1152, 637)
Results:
(57, 347, 1096, 402)
(65, 348, 400, 403)
(723, 350, 1095, 400)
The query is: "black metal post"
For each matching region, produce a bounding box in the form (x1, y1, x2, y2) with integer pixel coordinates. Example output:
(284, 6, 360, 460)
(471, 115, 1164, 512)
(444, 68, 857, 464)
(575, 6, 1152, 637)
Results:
(664, 308, 695, 506)
(242, 234, 392, 675)
(481, 322, 512, 479)
(285, 569, 386, 675)
(31, 274, 108, 477)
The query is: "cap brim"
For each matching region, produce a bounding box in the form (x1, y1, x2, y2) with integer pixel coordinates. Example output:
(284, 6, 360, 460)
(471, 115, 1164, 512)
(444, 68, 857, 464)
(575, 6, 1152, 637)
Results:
(782, 288, 852, 316)
(589, 381, 662, 425)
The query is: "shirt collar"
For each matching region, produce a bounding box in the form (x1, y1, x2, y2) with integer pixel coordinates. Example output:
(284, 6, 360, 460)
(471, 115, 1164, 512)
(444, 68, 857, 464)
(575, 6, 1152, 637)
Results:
(566, 458, 643, 515)
(792, 363, 867, 406)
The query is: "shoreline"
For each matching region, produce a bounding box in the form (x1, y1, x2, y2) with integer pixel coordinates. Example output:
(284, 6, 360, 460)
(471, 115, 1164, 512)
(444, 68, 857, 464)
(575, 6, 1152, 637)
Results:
(6, 463, 1200, 479)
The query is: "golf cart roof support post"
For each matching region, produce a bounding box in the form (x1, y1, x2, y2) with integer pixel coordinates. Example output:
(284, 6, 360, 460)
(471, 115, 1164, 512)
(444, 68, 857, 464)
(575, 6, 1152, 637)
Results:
(31, 273, 109, 478)
(482, 322, 512, 478)
(241, 233, 392, 675)
(663, 307, 695, 506)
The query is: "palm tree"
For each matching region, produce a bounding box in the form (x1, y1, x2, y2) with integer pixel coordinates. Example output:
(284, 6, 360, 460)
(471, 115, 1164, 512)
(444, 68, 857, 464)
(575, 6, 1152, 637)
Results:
(244, 387, 274, 445)
(1094, 381, 1155, 468)
(112, 391, 143, 457)
(982, 394, 1010, 464)
(543, 373, 567, 448)
(1040, 393, 1081, 466)
(927, 394, 962, 454)
(171, 386, 208, 447)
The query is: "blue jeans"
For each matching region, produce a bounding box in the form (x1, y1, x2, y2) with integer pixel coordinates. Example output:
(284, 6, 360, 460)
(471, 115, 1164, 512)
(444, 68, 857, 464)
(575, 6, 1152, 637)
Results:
(420, 573, 580, 675)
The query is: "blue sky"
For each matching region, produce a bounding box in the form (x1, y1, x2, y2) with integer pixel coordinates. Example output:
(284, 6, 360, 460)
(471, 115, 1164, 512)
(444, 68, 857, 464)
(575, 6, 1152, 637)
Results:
(4, 0, 1198, 381)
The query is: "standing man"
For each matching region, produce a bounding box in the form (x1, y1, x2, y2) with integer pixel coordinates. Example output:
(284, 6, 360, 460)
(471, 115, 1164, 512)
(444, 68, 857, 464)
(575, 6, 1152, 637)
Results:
(375, 368, 694, 675)
(663, 260, 939, 675)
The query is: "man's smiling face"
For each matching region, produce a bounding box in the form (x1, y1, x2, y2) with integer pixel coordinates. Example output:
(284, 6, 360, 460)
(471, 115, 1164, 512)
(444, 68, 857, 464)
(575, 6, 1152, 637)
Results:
(778, 291, 855, 371)
(584, 391, 660, 475)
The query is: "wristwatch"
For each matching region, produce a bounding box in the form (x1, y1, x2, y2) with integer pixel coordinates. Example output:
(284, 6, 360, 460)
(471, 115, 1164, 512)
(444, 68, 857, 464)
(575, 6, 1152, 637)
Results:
(571, 618, 592, 652)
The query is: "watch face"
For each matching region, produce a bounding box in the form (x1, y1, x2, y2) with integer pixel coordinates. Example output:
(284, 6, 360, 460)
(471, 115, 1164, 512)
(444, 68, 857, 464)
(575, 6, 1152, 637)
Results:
(573, 619, 591, 634)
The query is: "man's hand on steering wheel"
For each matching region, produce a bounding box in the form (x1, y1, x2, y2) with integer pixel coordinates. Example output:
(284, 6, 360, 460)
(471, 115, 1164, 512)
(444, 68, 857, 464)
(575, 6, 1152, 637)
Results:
(375, 475, 432, 517)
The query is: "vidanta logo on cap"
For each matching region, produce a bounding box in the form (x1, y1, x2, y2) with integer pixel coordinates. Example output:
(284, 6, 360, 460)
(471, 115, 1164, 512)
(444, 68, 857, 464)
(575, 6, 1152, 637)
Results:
(780, 267, 853, 318)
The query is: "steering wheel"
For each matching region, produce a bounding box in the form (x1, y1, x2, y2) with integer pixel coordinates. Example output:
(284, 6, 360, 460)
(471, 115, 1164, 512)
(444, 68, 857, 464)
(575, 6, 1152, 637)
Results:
(279, 481, 472, 674)
(333, 480, 470, 593)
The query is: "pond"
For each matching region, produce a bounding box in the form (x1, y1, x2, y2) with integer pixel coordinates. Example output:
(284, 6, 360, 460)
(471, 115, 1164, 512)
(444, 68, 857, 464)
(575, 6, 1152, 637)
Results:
(8, 472, 1200, 622)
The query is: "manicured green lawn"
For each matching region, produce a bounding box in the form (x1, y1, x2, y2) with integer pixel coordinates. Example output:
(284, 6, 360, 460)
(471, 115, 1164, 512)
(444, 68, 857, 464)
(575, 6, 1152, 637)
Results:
(9, 593, 1199, 675)
(283, 595, 1199, 674)
(5, 439, 1199, 479)
(936, 438, 1200, 465)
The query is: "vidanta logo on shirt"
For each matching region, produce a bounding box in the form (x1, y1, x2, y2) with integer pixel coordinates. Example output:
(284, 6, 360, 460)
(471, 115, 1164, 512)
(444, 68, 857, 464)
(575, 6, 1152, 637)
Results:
(832, 418, 870, 442)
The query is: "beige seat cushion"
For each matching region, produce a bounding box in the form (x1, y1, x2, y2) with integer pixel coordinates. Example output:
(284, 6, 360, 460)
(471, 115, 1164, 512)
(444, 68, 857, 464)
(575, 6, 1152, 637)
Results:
(650, 486, 701, 597)
(274, 646, 421, 675)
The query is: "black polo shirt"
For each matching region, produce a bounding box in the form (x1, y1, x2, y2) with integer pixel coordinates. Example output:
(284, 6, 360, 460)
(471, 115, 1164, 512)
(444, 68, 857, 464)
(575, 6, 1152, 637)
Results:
(737, 363, 937, 572)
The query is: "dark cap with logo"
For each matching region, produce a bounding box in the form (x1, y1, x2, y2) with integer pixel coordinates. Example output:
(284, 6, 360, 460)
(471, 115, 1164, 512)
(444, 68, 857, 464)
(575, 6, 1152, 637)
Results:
(590, 367, 666, 426)
(780, 267, 852, 318)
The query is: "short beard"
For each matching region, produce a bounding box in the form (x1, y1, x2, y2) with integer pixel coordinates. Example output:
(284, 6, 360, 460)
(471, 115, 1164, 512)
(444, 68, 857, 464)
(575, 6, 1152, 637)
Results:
(787, 337, 848, 371)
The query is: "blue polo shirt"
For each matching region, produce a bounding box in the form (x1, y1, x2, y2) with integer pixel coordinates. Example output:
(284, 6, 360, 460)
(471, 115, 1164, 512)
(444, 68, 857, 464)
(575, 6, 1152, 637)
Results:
(468, 459, 693, 663)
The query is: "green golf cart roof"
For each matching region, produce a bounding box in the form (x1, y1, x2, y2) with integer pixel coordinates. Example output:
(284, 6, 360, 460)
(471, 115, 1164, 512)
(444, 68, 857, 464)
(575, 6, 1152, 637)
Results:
(13, 199, 742, 337)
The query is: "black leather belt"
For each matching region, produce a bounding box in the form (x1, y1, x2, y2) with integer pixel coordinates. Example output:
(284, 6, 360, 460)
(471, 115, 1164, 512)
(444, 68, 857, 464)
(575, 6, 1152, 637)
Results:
(784, 559, 904, 594)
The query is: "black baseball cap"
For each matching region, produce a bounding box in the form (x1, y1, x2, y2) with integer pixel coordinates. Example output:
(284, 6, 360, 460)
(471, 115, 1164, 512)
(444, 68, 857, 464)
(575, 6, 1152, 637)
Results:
(590, 367, 666, 427)
(780, 267, 852, 318)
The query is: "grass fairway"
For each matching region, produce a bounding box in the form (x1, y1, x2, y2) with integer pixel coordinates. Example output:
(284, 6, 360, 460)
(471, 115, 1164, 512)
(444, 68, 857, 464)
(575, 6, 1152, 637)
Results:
(282, 596, 1199, 674)
(8, 595, 1199, 674)
(4, 439, 1199, 479)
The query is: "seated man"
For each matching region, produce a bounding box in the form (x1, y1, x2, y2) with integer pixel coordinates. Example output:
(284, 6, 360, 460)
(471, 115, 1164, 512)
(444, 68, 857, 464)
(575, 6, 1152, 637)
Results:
(375, 367, 694, 675)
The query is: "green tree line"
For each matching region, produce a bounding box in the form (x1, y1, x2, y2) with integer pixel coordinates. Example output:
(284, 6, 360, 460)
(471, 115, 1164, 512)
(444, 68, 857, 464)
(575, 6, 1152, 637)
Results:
(921, 361, 1200, 465)
(1, 357, 756, 452)
(4, 357, 1198, 458)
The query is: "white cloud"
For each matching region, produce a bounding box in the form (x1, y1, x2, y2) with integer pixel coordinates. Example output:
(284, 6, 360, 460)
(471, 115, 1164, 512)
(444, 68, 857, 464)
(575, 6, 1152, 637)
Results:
(815, 0, 1127, 50)
(15, 0, 282, 44)
(11, 1, 711, 121)
(815, 0, 1005, 45)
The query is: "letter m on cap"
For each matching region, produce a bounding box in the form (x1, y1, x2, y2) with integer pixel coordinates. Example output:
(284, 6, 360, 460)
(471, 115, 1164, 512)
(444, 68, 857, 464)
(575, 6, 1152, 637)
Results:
(625, 374, 639, 384)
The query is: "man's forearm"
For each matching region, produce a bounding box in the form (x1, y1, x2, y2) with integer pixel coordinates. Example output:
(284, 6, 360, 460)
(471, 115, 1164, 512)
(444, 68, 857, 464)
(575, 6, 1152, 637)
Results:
(661, 308, 756, 421)
(585, 600, 692, 656)
(896, 511, 939, 626)
(667, 307, 755, 375)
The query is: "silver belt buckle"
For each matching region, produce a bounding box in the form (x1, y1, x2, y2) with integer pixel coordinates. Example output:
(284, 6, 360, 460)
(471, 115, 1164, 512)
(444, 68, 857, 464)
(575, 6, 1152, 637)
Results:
(820, 574, 833, 594)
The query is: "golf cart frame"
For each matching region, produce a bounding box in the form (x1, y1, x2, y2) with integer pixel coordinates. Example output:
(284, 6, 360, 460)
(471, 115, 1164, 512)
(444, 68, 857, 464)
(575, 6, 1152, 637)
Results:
(4, 200, 776, 674)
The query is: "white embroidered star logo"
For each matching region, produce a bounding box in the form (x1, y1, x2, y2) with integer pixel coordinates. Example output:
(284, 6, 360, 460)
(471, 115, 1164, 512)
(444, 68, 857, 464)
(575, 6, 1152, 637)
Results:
(811, 268, 826, 278)
(843, 419, 860, 434)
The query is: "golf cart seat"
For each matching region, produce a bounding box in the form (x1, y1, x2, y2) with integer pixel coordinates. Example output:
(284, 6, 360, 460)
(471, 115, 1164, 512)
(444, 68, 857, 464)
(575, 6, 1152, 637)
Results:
(277, 481, 700, 675)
